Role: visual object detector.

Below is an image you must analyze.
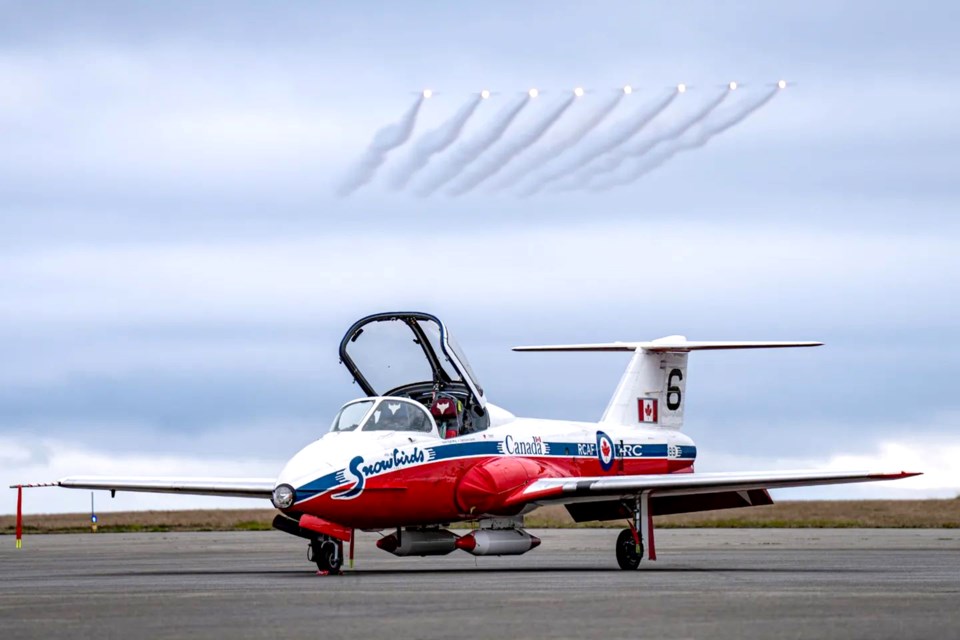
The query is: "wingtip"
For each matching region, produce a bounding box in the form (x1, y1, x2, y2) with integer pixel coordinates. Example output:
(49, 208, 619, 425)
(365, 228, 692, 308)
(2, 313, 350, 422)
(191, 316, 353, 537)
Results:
(8, 481, 60, 489)
(870, 471, 923, 479)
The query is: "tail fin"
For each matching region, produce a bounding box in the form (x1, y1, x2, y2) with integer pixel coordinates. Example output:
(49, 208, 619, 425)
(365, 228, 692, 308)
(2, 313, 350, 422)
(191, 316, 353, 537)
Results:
(513, 336, 821, 428)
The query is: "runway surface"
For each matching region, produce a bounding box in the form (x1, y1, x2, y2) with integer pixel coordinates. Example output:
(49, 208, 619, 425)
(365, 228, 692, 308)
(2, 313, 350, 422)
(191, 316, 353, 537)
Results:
(2, 529, 958, 639)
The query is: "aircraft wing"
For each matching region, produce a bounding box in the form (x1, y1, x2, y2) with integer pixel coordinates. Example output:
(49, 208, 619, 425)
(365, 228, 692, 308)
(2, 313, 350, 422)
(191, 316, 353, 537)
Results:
(32, 476, 277, 499)
(504, 469, 920, 508)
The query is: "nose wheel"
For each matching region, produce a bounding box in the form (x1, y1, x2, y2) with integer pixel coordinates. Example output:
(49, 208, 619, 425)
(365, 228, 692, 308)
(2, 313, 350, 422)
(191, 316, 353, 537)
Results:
(308, 536, 343, 574)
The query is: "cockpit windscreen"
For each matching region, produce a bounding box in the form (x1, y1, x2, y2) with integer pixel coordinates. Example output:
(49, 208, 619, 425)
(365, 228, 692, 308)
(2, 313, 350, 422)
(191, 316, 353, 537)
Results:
(329, 399, 374, 432)
(362, 399, 433, 433)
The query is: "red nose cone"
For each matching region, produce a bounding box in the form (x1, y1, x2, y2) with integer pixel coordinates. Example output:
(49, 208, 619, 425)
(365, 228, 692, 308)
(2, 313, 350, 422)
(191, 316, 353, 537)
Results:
(530, 535, 541, 549)
(455, 534, 477, 552)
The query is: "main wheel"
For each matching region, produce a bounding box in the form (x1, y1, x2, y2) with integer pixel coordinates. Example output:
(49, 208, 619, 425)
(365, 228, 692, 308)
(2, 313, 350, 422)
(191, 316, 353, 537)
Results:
(616, 528, 642, 570)
(310, 538, 343, 573)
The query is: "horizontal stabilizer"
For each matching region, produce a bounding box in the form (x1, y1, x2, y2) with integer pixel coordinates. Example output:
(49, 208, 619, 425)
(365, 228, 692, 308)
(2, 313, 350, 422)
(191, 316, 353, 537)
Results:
(515, 336, 822, 427)
(514, 336, 822, 353)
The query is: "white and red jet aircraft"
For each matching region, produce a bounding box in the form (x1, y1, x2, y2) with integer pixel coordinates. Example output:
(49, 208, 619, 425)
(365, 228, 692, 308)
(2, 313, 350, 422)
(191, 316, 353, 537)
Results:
(23, 312, 918, 572)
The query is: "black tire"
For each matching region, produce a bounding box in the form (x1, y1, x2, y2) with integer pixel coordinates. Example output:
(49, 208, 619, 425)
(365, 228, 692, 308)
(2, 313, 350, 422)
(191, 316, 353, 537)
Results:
(308, 538, 327, 571)
(309, 538, 342, 573)
(616, 528, 642, 570)
(324, 540, 343, 573)
(312, 539, 342, 573)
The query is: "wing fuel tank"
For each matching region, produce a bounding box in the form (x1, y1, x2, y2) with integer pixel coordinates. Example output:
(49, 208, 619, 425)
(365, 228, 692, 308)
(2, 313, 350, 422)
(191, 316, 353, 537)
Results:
(376, 529, 459, 556)
(455, 529, 541, 556)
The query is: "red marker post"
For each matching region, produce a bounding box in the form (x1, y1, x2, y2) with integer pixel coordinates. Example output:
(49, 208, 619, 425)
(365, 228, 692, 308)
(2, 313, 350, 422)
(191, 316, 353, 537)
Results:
(348, 528, 355, 570)
(16, 484, 23, 549)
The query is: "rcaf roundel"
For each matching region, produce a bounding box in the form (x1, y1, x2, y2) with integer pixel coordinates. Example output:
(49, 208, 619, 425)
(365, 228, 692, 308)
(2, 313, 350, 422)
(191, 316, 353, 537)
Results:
(638, 398, 658, 423)
(596, 430, 615, 471)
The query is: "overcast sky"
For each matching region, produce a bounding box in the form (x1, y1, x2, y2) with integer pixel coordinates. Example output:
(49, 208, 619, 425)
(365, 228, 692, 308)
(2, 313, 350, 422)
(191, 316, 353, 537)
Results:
(2, 1, 959, 514)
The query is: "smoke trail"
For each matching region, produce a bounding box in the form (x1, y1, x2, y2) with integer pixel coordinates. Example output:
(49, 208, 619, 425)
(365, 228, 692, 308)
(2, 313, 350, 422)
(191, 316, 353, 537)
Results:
(517, 90, 678, 196)
(415, 96, 530, 197)
(491, 93, 624, 191)
(590, 87, 780, 191)
(558, 88, 730, 192)
(335, 96, 425, 197)
(387, 95, 484, 190)
(446, 95, 576, 196)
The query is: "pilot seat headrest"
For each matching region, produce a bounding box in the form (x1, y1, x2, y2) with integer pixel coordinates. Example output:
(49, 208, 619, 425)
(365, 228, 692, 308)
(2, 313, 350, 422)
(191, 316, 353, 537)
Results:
(430, 397, 458, 418)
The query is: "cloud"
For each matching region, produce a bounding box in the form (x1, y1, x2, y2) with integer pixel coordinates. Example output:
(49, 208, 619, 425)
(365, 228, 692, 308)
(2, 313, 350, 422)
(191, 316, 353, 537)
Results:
(697, 434, 960, 499)
(2, 436, 283, 515)
(2, 222, 956, 331)
(0, 48, 365, 205)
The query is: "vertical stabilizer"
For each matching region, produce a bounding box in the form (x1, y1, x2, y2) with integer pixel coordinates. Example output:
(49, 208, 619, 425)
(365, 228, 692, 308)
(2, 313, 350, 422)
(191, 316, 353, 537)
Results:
(601, 344, 687, 428)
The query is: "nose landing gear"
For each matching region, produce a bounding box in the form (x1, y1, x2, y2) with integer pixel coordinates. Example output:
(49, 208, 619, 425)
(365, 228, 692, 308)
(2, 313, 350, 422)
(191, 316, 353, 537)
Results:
(308, 536, 343, 575)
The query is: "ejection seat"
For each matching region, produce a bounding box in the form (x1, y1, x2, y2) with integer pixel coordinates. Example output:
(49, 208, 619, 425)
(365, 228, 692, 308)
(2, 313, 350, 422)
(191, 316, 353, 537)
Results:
(430, 395, 461, 439)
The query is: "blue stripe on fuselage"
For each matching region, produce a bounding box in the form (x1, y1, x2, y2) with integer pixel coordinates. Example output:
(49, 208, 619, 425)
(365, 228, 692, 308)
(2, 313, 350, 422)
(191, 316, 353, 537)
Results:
(294, 470, 341, 501)
(293, 439, 697, 502)
(425, 440, 502, 460)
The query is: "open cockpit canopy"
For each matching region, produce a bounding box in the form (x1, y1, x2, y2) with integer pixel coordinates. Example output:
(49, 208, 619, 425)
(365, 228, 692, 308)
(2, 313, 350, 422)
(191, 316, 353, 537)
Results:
(339, 312, 489, 433)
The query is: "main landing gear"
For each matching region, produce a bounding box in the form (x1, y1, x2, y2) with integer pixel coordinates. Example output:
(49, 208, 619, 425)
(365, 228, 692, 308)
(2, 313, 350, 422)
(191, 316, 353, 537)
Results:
(308, 535, 343, 574)
(616, 493, 654, 570)
(616, 529, 643, 570)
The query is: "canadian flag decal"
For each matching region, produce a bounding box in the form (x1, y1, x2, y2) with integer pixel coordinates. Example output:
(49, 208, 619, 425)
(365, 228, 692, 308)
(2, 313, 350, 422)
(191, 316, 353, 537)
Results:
(638, 398, 658, 423)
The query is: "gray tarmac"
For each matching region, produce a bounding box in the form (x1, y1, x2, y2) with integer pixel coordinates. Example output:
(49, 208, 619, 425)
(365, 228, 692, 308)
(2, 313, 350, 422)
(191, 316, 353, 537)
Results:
(2, 529, 959, 639)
